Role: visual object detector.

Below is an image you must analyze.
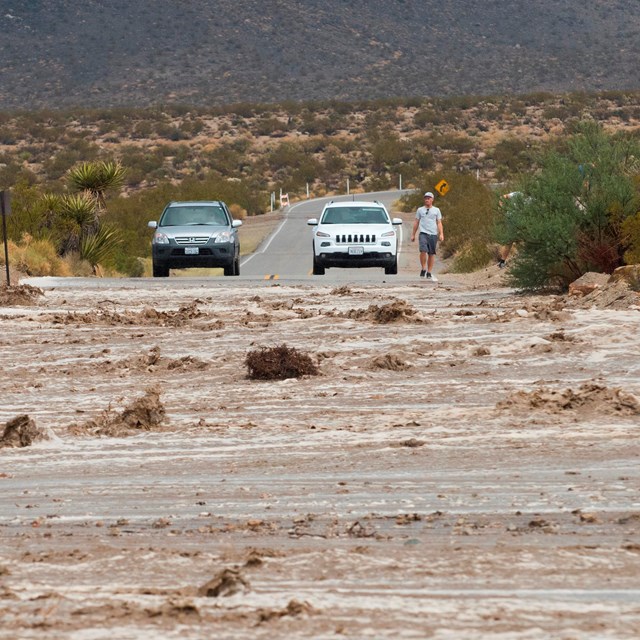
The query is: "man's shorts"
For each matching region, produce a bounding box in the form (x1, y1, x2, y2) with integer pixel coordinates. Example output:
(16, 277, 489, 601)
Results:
(419, 232, 438, 255)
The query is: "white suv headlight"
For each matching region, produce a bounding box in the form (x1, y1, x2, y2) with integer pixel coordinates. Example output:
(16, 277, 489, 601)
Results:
(381, 230, 396, 237)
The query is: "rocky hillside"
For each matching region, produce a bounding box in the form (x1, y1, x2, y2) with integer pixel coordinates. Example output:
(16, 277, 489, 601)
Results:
(0, 0, 639, 110)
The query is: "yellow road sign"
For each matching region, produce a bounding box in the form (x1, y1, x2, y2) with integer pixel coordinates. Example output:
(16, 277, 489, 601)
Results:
(435, 179, 449, 196)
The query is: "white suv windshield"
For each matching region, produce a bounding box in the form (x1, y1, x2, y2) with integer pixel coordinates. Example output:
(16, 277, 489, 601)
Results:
(321, 206, 389, 225)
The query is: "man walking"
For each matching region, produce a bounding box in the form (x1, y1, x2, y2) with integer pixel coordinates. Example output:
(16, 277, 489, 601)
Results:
(411, 192, 444, 281)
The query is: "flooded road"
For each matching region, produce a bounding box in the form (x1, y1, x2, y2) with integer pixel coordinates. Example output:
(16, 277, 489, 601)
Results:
(1, 278, 639, 638)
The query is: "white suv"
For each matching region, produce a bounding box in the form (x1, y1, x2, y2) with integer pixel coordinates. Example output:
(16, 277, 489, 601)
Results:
(307, 201, 402, 275)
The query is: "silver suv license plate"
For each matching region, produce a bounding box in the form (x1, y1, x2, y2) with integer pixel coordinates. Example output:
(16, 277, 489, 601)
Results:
(185, 247, 199, 255)
(348, 246, 364, 255)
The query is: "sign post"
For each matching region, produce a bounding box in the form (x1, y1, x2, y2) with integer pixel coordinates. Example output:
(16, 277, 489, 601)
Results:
(1, 190, 10, 287)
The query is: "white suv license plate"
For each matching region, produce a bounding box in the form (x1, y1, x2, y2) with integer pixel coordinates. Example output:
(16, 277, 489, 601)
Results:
(185, 247, 199, 255)
(348, 246, 364, 255)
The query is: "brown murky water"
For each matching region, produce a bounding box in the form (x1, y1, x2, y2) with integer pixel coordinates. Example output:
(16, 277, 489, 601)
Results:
(1, 279, 639, 639)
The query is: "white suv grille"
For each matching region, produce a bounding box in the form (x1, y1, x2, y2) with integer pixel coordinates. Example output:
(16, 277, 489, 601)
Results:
(335, 234, 376, 244)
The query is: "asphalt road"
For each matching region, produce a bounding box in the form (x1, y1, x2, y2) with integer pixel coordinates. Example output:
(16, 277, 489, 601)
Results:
(241, 190, 411, 282)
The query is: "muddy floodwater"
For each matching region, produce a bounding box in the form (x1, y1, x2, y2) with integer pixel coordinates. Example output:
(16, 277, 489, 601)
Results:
(1, 277, 639, 639)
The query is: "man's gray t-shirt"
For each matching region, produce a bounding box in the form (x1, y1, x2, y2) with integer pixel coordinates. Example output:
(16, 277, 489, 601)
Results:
(415, 206, 442, 234)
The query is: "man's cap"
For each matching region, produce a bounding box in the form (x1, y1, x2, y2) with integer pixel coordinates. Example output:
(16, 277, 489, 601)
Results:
(424, 192, 434, 198)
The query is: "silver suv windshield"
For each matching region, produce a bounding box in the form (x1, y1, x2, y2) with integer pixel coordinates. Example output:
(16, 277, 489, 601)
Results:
(160, 205, 229, 227)
(321, 206, 389, 225)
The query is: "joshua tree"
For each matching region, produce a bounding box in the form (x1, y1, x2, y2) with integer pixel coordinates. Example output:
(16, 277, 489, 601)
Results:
(67, 160, 126, 212)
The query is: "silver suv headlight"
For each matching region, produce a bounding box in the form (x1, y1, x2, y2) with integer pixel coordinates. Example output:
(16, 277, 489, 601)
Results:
(154, 233, 170, 245)
(381, 230, 396, 237)
(212, 231, 233, 243)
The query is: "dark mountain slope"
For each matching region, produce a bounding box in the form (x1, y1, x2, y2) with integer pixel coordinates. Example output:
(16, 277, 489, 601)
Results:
(0, 0, 638, 109)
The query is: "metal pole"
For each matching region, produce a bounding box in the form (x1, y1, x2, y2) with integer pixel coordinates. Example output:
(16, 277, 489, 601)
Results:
(346, 178, 350, 195)
(399, 174, 402, 190)
(1, 192, 9, 286)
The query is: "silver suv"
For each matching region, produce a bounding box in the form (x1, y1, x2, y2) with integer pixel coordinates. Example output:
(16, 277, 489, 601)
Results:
(148, 201, 242, 277)
(307, 200, 402, 275)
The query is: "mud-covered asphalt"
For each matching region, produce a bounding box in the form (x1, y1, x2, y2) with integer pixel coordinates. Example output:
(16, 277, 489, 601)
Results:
(1, 278, 639, 639)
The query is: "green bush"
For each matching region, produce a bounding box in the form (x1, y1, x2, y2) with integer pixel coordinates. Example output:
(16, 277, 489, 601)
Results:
(497, 122, 640, 290)
(622, 210, 640, 265)
(491, 137, 533, 175)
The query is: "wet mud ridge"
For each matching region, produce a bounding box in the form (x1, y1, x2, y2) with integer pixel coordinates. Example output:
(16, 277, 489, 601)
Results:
(1, 280, 639, 638)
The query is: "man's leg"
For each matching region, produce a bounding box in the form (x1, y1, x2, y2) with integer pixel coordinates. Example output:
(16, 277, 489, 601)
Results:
(427, 252, 435, 273)
(419, 251, 427, 270)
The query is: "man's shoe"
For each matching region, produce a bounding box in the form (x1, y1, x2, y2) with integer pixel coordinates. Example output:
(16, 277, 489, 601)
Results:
(419, 270, 426, 277)
(426, 273, 438, 282)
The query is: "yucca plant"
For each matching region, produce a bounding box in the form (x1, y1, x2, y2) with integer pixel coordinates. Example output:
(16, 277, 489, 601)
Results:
(80, 223, 122, 273)
(56, 192, 99, 255)
(67, 160, 127, 210)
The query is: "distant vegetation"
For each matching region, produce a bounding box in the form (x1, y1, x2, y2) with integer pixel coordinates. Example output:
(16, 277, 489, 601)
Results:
(1, 91, 639, 287)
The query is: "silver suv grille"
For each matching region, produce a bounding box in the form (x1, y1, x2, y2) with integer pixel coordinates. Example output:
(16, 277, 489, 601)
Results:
(175, 236, 210, 245)
(335, 234, 376, 244)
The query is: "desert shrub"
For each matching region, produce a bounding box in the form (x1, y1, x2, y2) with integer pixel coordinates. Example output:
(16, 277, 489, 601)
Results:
(204, 145, 245, 176)
(413, 109, 437, 128)
(111, 253, 145, 277)
(43, 143, 101, 180)
(119, 146, 166, 185)
(409, 138, 436, 170)
(245, 344, 319, 380)
(5, 237, 71, 276)
(497, 122, 640, 290)
(449, 241, 494, 273)
(0, 127, 17, 145)
(430, 133, 475, 153)
(323, 146, 347, 174)
(266, 141, 308, 172)
(370, 133, 412, 173)
(0, 163, 38, 189)
(253, 116, 288, 136)
(154, 122, 191, 141)
(228, 203, 247, 220)
(60, 253, 96, 277)
(622, 211, 640, 264)
(491, 137, 533, 175)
